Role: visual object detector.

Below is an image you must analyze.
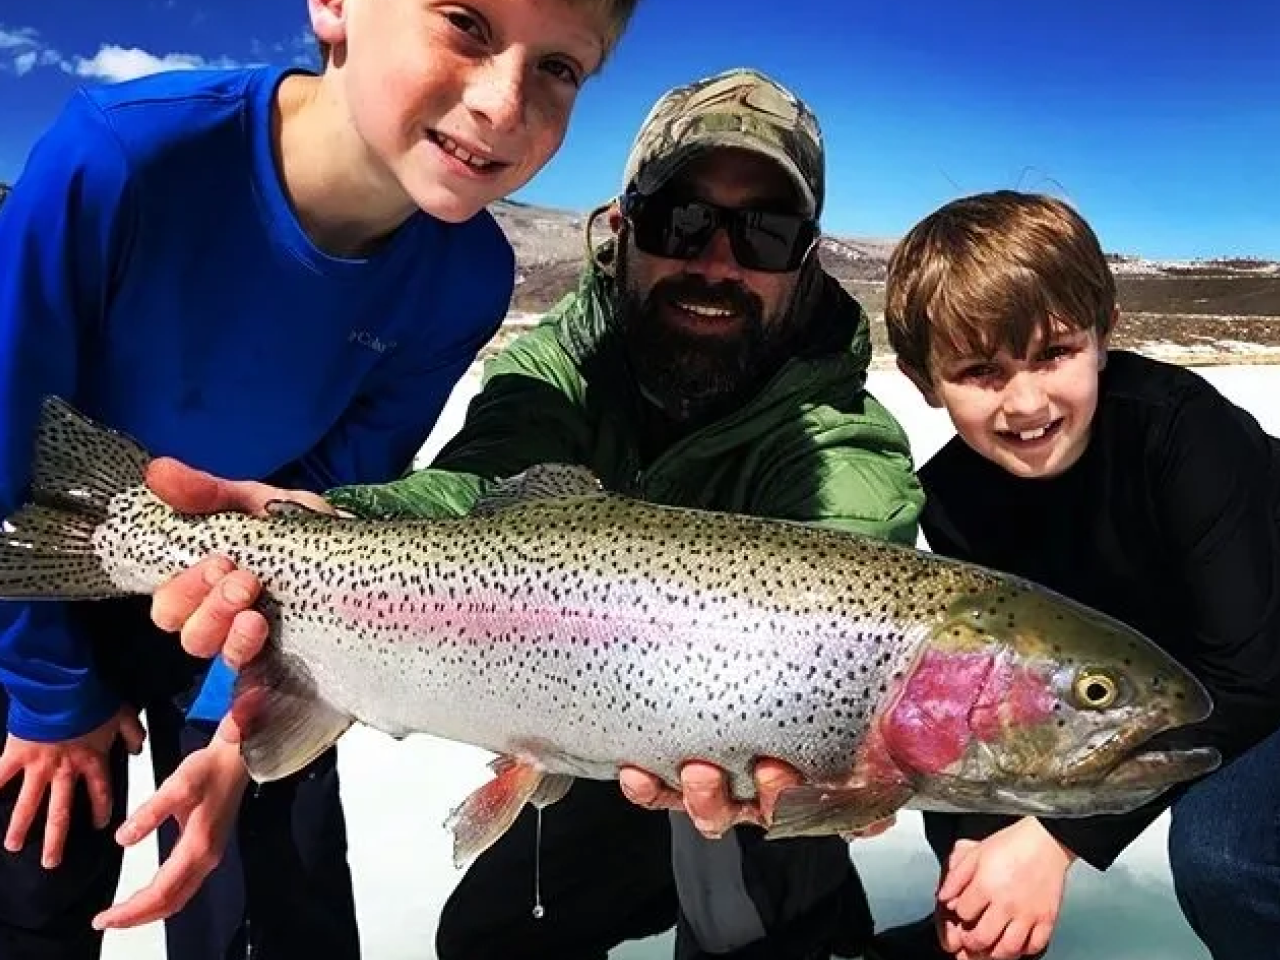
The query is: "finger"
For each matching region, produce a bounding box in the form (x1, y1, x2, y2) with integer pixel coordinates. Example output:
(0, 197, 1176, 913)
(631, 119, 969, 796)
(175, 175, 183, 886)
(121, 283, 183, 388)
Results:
(938, 843, 982, 901)
(0, 753, 20, 792)
(1027, 919, 1055, 956)
(963, 906, 1010, 957)
(119, 712, 147, 755)
(179, 571, 262, 660)
(618, 766, 681, 811)
(750, 758, 803, 822)
(150, 555, 233, 634)
(145, 458, 233, 514)
(5, 773, 47, 852)
(950, 884, 991, 925)
(81, 756, 114, 830)
(212, 711, 245, 749)
(222, 609, 271, 672)
(990, 917, 1033, 960)
(92, 846, 212, 930)
(41, 774, 76, 869)
(116, 783, 186, 848)
(677, 761, 737, 836)
(938, 912, 966, 954)
(948, 838, 981, 870)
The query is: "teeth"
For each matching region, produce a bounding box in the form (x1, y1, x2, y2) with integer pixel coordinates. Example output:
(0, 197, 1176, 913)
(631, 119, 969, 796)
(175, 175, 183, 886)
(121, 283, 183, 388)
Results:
(434, 133, 495, 170)
(1018, 426, 1048, 441)
(677, 302, 734, 318)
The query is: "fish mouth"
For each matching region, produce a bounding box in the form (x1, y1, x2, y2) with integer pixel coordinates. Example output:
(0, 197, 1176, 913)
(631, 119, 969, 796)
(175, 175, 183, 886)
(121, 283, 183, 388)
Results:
(1092, 745, 1220, 788)
(1052, 675, 1215, 785)
(910, 745, 1221, 819)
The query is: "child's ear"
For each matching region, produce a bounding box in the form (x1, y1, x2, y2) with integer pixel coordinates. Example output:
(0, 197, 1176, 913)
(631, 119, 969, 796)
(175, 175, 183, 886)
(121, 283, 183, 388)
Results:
(309, 0, 347, 46)
(897, 358, 943, 408)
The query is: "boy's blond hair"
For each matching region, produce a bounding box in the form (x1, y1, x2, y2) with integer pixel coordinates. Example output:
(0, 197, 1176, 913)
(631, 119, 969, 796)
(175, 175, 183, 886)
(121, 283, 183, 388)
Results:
(885, 190, 1116, 377)
(316, 0, 642, 69)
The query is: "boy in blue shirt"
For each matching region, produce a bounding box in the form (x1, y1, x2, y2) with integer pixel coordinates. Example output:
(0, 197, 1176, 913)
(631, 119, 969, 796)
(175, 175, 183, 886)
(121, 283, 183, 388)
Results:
(872, 189, 1280, 960)
(0, 1, 640, 957)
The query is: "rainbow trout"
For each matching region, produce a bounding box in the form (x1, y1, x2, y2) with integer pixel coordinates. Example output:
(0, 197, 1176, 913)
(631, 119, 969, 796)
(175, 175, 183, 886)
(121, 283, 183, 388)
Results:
(0, 398, 1219, 866)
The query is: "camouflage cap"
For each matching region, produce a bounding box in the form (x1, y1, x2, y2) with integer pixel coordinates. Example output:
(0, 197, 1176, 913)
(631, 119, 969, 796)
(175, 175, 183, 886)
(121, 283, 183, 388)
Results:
(621, 67, 824, 219)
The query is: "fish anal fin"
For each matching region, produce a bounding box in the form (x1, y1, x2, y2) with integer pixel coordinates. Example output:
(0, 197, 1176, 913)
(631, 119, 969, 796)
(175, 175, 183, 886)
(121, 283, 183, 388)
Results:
(530, 772, 574, 809)
(445, 757, 552, 869)
(766, 782, 913, 841)
(232, 650, 352, 782)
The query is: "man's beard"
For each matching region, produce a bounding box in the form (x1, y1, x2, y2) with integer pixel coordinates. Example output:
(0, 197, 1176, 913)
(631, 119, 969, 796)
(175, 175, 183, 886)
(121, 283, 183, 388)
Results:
(617, 260, 798, 423)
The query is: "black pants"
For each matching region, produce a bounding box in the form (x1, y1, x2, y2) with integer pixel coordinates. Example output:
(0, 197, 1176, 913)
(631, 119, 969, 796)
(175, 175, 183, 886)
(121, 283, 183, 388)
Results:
(0, 609, 360, 960)
(435, 778, 874, 960)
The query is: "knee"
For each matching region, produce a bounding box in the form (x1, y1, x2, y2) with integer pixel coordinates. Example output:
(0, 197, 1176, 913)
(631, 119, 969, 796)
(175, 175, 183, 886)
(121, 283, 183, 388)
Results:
(1167, 803, 1255, 908)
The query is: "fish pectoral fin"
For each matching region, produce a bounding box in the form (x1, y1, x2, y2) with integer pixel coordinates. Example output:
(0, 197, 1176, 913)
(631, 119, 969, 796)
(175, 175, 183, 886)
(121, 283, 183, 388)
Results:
(232, 650, 353, 783)
(765, 782, 913, 841)
(445, 757, 559, 870)
(470, 464, 605, 516)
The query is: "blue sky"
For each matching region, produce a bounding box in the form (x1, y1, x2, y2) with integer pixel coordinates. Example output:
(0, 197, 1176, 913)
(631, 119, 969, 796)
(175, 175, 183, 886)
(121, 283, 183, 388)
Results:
(2, 0, 1277, 260)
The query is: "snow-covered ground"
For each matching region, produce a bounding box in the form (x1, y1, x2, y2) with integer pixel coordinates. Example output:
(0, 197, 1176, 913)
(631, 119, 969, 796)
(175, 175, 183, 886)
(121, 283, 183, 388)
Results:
(104, 362, 1280, 960)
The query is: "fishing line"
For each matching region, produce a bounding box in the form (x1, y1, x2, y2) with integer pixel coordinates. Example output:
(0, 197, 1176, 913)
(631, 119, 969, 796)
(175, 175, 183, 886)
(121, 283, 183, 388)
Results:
(532, 808, 546, 919)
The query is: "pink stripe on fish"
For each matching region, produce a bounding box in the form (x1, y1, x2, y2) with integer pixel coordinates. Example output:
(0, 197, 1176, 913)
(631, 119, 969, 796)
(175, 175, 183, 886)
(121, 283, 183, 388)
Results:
(331, 593, 647, 635)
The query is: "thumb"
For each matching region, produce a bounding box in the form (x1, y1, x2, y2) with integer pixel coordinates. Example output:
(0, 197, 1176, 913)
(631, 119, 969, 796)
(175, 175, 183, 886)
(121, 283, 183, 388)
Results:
(118, 710, 147, 755)
(938, 840, 981, 903)
(145, 458, 228, 515)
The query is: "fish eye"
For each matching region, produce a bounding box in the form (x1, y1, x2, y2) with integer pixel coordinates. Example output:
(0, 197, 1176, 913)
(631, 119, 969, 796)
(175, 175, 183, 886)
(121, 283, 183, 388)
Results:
(1073, 669, 1120, 710)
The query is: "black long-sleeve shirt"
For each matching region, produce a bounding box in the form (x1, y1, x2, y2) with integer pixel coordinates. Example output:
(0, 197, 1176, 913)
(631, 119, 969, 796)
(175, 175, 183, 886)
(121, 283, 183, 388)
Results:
(918, 350, 1280, 870)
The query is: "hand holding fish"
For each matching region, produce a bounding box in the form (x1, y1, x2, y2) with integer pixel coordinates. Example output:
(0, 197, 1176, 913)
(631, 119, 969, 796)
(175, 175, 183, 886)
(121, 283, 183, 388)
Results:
(936, 819, 1073, 960)
(619, 760, 896, 840)
(145, 456, 332, 671)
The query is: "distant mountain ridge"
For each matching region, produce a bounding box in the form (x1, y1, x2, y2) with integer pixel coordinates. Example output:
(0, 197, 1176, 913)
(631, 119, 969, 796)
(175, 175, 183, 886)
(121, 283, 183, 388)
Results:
(490, 199, 1280, 317)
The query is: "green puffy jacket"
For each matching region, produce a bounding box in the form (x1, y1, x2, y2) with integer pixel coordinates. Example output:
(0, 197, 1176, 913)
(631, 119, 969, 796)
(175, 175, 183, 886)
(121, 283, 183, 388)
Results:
(327, 260, 924, 544)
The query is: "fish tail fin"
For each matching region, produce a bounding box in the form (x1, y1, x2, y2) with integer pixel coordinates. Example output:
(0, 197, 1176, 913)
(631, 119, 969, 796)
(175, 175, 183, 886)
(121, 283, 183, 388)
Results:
(0, 397, 150, 600)
(233, 644, 353, 782)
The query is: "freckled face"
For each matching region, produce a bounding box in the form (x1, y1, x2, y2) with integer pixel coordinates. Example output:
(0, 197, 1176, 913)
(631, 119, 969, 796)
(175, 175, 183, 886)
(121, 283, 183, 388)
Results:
(324, 0, 607, 222)
(916, 324, 1109, 480)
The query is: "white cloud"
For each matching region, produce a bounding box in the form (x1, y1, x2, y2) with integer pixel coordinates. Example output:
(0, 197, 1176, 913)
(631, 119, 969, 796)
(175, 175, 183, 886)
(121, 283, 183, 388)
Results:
(72, 45, 210, 82)
(0, 26, 39, 50)
(0, 22, 250, 82)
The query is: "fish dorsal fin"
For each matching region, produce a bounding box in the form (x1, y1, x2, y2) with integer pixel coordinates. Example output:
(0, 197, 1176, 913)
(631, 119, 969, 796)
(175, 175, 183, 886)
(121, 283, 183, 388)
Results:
(264, 499, 330, 520)
(470, 464, 605, 517)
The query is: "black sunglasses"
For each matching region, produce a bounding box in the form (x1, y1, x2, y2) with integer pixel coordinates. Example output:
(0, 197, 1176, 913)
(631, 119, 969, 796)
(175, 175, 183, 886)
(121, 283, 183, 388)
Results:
(620, 190, 818, 273)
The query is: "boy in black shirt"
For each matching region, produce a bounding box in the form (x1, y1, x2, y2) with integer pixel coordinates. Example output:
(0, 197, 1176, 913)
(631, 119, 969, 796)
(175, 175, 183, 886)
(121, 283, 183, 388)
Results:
(872, 190, 1280, 960)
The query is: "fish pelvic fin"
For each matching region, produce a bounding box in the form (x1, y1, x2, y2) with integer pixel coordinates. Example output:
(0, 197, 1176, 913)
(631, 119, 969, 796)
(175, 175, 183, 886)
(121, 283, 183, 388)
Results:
(470, 464, 605, 516)
(0, 397, 150, 600)
(765, 781, 914, 841)
(233, 646, 353, 782)
(445, 758, 574, 869)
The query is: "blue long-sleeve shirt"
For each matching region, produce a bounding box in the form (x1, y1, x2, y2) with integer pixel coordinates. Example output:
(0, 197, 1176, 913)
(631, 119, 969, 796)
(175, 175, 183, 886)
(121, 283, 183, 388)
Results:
(0, 65, 514, 740)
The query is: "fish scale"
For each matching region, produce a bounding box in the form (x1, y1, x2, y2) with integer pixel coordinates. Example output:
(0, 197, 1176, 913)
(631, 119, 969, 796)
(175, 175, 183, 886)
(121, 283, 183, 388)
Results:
(0, 397, 1222, 867)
